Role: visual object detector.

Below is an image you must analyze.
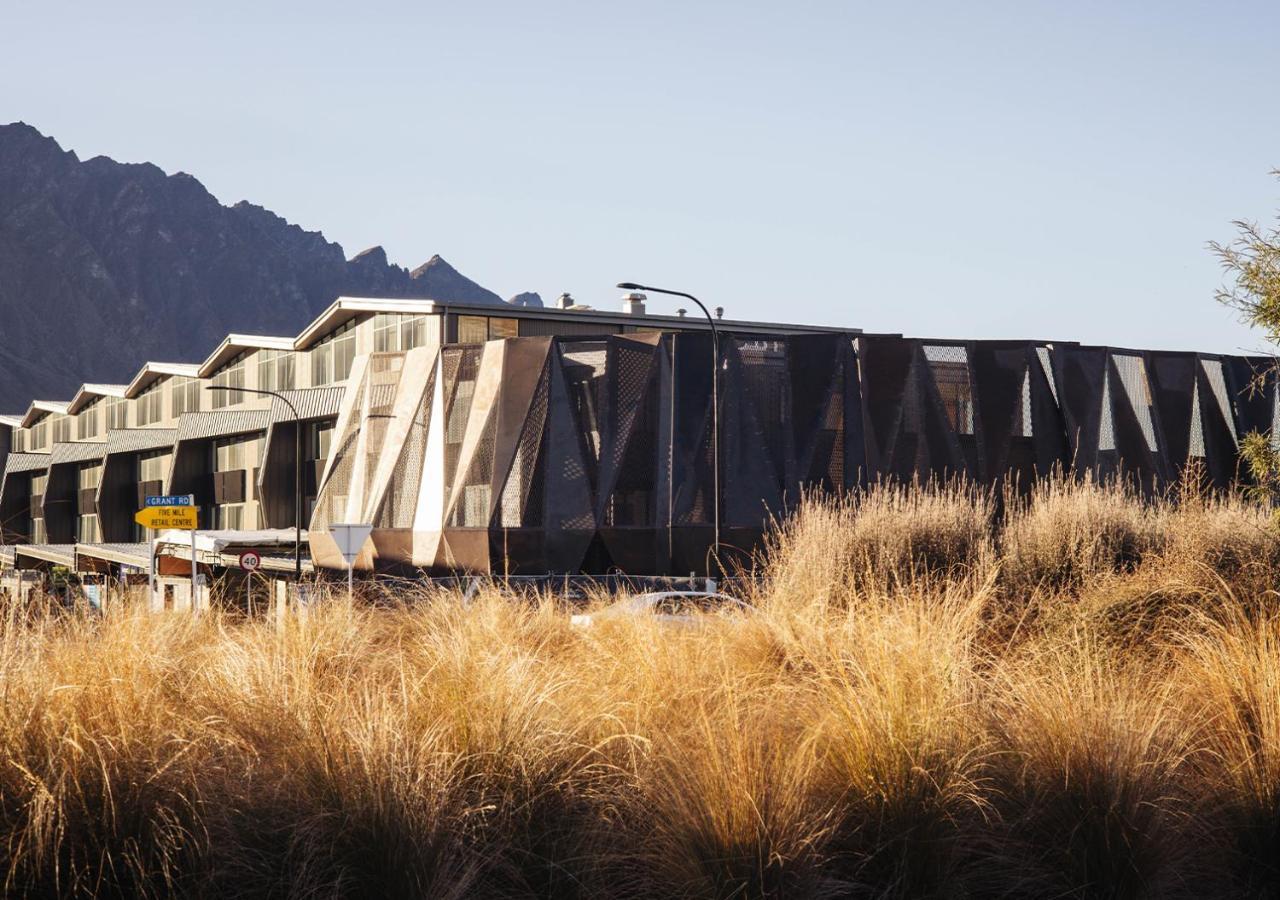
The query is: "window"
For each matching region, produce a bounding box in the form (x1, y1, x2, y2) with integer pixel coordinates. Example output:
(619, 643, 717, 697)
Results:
(374, 313, 429, 352)
(312, 321, 357, 385)
(76, 402, 99, 439)
(258, 349, 296, 392)
(373, 313, 397, 352)
(78, 514, 101, 543)
(170, 376, 201, 417)
(214, 503, 244, 530)
(105, 397, 128, 430)
(11, 431, 23, 452)
(31, 518, 47, 544)
(136, 383, 163, 426)
(52, 416, 71, 444)
(137, 450, 170, 483)
(306, 421, 335, 461)
(457, 315, 489, 344)
(213, 435, 261, 471)
(488, 317, 518, 339)
(31, 421, 48, 451)
(211, 352, 247, 408)
(78, 464, 101, 490)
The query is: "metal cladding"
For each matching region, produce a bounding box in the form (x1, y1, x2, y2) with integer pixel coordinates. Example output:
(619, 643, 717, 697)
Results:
(309, 333, 1279, 575)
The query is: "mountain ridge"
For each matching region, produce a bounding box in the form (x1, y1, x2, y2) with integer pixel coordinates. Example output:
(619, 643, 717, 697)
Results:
(0, 122, 512, 405)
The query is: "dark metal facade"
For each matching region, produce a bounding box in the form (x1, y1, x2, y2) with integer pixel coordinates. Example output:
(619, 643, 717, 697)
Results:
(308, 333, 1278, 575)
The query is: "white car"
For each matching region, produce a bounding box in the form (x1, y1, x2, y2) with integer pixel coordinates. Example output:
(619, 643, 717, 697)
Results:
(570, 591, 751, 629)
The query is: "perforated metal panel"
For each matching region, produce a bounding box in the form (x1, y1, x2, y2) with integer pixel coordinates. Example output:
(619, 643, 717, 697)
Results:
(1111, 354, 1159, 453)
(1201, 359, 1239, 445)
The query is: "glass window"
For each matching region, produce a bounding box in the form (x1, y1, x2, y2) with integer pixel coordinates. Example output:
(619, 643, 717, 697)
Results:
(213, 435, 261, 472)
(170, 377, 201, 417)
(457, 315, 489, 344)
(137, 450, 170, 483)
(373, 313, 398, 352)
(31, 421, 47, 451)
(78, 464, 101, 490)
(31, 472, 48, 498)
(402, 315, 428, 349)
(76, 402, 99, 439)
(489, 317, 518, 339)
(11, 431, 24, 453)
(211, 352, 247, 408)
(52, 416, 71, 444)
(258, 349, 296, 393)
(214, 503, 245, 530)
(312, 321, 356, 385)
(306, 421, 335, 461)
(78, 514, 101, 543)
(374, 313, 429, 352)
(136, 383, 163, 426)
(105, 397, 129, 430)
(31, 518, 47, 544)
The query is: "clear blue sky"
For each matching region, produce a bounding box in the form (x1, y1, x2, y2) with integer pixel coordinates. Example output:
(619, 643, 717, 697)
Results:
(3, 1, 1278, 354)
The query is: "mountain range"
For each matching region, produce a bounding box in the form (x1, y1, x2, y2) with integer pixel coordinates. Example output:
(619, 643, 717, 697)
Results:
(0, 122, 540, 407)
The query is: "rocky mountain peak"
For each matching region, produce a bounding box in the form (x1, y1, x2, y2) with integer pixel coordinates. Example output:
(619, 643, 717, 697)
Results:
(0, 123, 510, 403)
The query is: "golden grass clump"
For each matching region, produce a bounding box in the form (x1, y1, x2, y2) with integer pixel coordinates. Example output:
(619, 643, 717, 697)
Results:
(0, 477, 1278, 897)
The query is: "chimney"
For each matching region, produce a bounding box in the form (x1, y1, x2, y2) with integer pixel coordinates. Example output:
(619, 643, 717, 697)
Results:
(556, 292, 574, 310)
(621, 291, 646, 315)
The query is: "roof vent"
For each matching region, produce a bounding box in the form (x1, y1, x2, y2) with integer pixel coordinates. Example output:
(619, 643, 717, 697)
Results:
(622, 292, 646, 315)
(556, 292, 574, 309)
(676, 308, 687, 318)
(715, 306, 724, 319)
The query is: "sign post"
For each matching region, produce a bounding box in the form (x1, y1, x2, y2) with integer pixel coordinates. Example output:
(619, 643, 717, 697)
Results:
(239, 550, 261, 613)
(135, 495, 198, 611)
(328, 524, 373, 602)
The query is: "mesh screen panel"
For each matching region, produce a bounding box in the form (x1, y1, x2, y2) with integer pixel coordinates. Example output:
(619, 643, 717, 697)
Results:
(924, 345, 974, 435)
(1201, 359, 1239, 444)
(1112, 354, 1158, 452)
(1189, 383, 1205, 458)
(1099, 370, 1116, 452)
(1037, 346, 1060, 405)
(737, 339, 789, 486)
(499, 367, 550, 527)
(376, 366, 436, 529)
(311, 378, 366, 530)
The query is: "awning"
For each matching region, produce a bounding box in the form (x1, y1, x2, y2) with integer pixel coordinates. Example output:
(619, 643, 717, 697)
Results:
(75, 542, 150, 569)
(14, 544, 75, 568)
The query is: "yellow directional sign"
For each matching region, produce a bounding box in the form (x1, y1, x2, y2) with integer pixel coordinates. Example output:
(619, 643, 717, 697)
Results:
(134, 506, 198, 530)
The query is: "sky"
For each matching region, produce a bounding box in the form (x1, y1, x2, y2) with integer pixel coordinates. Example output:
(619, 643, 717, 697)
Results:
(3, 0, 1279, 354)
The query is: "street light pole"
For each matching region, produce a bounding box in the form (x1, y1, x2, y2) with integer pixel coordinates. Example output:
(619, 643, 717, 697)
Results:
(616, 282, 721, 569)
(206, 386, 303, 581)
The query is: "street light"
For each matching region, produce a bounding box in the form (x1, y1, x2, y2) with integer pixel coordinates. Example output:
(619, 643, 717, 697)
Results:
(616, 281, 721, 568)
(205, 385, 303, 581)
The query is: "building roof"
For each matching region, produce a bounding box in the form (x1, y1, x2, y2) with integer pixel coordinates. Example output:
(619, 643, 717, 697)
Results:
(124, 362, 202, 398)
(66, 384, 128, 415)
(0, 414, 23, 429)
(295, 297, 437, 349)
(294, 294, 853, 351)
(198, 334, 295, 377)
(20, 400, 70, 429)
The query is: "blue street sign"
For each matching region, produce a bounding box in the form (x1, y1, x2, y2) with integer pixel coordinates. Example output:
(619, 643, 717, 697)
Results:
(145, 494, 195, 508)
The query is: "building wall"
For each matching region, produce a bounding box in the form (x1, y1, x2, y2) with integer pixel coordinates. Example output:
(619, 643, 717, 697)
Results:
(309, 333, 1275, 577)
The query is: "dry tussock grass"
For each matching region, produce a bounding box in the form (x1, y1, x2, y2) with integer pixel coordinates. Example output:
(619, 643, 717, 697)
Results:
(1, 477, 1279, 897)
